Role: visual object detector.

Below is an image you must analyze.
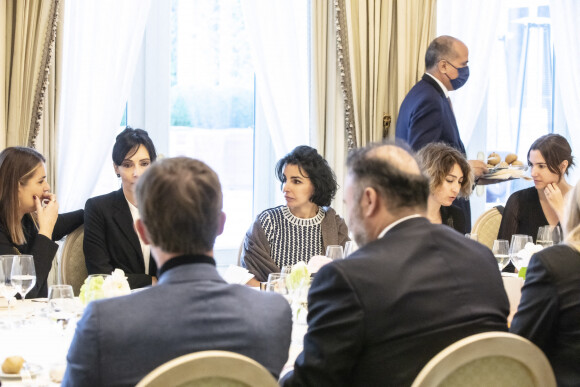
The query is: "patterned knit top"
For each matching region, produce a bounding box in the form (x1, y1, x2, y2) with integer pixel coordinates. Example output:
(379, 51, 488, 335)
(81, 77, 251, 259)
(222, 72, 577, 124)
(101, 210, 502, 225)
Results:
(258, 205, 325, 268)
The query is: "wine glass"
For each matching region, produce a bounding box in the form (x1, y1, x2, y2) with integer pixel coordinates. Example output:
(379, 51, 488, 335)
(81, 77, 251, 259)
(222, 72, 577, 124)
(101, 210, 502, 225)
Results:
(1, 256, 18, 325)
(48, 285, 77, 332)
(0, 255, 17, 301)
(266, 273, 290, 301)
(280, 266, 293, 275)
(10, 255, 36, 300)
(492, 240, 510, 270)
(537, 225, 562, 247)
(325, 245, 344, 260)
(509, 234, 533, 271)
(344, 241, 358, 257)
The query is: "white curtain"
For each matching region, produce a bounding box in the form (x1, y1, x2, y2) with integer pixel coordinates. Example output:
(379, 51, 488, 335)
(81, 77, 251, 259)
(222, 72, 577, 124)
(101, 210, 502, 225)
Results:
(551, 0, 580, 184)
(436, 0, 502, 150)
(57, 0, 152, 212)
(241, 0, 309, 160)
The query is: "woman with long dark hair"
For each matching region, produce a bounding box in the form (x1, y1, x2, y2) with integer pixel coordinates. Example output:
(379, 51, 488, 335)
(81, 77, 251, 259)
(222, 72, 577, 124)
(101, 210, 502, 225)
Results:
(0, 147, 83, 298)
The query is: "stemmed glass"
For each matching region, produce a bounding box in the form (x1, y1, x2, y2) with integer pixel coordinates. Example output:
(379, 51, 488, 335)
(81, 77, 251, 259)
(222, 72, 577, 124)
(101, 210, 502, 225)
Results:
(10, 255, 36, 300)
(325, 245, 344, 260)
(47, 285, 77, 332)
(1, 256, 18, 323)
(492, 240, 510, 271)
(509, 234, 533, 271)
(266, 273, 290, 301)
(344, 241, 358, 257)
(537, 225, 562, 247)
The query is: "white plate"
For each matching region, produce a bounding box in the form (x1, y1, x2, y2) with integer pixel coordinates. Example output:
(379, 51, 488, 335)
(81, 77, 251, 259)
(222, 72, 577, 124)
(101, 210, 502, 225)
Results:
(0, 363, 42, 379)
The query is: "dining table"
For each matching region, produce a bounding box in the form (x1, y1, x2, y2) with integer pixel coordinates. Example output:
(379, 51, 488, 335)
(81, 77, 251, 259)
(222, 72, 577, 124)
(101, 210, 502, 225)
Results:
(0, 298, 76, 386)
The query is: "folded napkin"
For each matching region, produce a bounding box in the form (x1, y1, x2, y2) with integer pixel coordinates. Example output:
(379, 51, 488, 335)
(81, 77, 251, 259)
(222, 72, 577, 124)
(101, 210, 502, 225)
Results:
(307, 255, 332, 274)
(222, 265, 255, 285)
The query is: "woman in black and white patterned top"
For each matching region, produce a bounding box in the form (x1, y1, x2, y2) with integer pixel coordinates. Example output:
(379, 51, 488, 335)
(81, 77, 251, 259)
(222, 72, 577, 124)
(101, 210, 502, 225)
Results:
(241, 146, 349, 284)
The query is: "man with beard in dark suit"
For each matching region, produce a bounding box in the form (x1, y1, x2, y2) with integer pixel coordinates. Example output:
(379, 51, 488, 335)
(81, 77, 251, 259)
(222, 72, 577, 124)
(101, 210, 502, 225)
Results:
(281, 142, 508, 387)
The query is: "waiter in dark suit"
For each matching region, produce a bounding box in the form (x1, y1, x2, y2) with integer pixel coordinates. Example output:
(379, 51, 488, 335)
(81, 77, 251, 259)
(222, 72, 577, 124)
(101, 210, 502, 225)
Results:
(281, 142, 508, 387)
(395, 35, 488, 229)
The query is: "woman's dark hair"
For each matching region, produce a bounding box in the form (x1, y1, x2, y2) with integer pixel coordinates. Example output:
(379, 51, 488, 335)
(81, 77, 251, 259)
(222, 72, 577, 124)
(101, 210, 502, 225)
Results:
(112, 127, 157, 166)
(417, 142, 474, 199)
(275, 146, 337, 207)
(527, 134, 574, 178)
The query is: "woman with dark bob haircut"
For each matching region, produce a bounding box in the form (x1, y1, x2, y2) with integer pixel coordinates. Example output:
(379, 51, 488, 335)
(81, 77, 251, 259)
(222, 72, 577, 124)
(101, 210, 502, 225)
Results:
(241, 145, 349, 284)
(498, 134, 574, 245)
(417, 143, 473, 233)
(0, 147, 83, 298)
(511, 181, 580, 386)
(84, 127, 158, 289)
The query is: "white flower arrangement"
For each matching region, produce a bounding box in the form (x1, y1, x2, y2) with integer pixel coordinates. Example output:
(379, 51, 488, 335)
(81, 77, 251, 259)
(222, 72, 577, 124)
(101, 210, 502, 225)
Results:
(79, 269, 131, 305)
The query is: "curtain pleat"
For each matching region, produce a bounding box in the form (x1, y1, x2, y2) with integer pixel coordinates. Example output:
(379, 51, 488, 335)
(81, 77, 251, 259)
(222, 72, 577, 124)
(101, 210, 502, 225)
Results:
(2, 0, 56, 148)
(334, 0, 436, 148)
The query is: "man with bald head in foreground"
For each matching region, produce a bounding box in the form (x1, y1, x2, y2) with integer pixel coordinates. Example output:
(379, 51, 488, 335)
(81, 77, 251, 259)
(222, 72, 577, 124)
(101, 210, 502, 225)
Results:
(281, 142, 509, 387)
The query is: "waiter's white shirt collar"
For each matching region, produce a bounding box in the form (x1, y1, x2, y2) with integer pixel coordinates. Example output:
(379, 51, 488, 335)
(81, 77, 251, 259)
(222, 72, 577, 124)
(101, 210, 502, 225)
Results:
(377, 214, 423, 239)
(425, 72, 450, 98)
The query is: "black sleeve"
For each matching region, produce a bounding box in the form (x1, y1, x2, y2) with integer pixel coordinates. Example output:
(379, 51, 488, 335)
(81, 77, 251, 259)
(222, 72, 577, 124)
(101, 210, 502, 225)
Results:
(83, 199, 116, 277)
(510, 254, 558, 352)
(283, 264, 364, 387)
(497, 192, 520, 242)
(53, 210, 84, 241)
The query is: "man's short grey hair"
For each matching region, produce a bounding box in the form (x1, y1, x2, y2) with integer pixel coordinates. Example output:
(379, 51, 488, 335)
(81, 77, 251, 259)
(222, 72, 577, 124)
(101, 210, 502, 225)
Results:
(425, 35, 461, 70)
(347, 141, 429, 214)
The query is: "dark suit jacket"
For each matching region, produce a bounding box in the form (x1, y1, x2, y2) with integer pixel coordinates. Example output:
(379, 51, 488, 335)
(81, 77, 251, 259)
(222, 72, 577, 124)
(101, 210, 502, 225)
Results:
(395, 74, 470, 228)
(84, 189, 156, 288)
(510, 245, 580, 387)
(395, 74, 465, 154)
(62, 260, 292, 387)
(282, 217, 509, 387)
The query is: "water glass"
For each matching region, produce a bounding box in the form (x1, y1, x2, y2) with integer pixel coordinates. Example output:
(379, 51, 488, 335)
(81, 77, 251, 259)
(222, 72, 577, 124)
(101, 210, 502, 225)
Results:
(266, 273, 288, 294)
(492, 240, 510, 270)
(509, 234, 533, 270)
(0, 255, 17, 301)
(10, 255, 36, 300)
(325, 245, 344, 260)
(48, 285, 77, 331)
(344, 241, 358, 257)
(537, 225, 562, 247)
(280, 266, 293, 275)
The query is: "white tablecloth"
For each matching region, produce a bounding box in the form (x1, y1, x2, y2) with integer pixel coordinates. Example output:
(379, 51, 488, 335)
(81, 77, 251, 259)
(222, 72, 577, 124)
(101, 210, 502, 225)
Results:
(0, 300, 75, 386)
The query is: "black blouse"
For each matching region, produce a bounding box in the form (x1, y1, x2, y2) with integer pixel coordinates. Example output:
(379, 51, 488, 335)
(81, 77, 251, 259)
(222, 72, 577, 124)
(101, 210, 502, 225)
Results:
(440, 205, 466, 234)
(497, 187, 549, 243)
(0, 210, 84, 298)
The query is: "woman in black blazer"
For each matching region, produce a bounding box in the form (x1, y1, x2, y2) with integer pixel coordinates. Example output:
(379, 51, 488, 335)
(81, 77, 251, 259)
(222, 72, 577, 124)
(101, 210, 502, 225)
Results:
(0, 147, 83, 298)
(510, 181, 580, 386)
(84, 127, 157, 289)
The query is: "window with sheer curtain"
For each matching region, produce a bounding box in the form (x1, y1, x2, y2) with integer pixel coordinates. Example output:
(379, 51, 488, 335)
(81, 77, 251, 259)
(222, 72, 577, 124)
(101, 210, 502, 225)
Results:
(437, 0, 577, 214)
(87, 0, 309, 265)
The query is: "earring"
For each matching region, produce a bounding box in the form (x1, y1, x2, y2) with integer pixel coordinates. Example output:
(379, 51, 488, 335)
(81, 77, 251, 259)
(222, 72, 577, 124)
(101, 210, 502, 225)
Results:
(117, 174, 120, 178)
